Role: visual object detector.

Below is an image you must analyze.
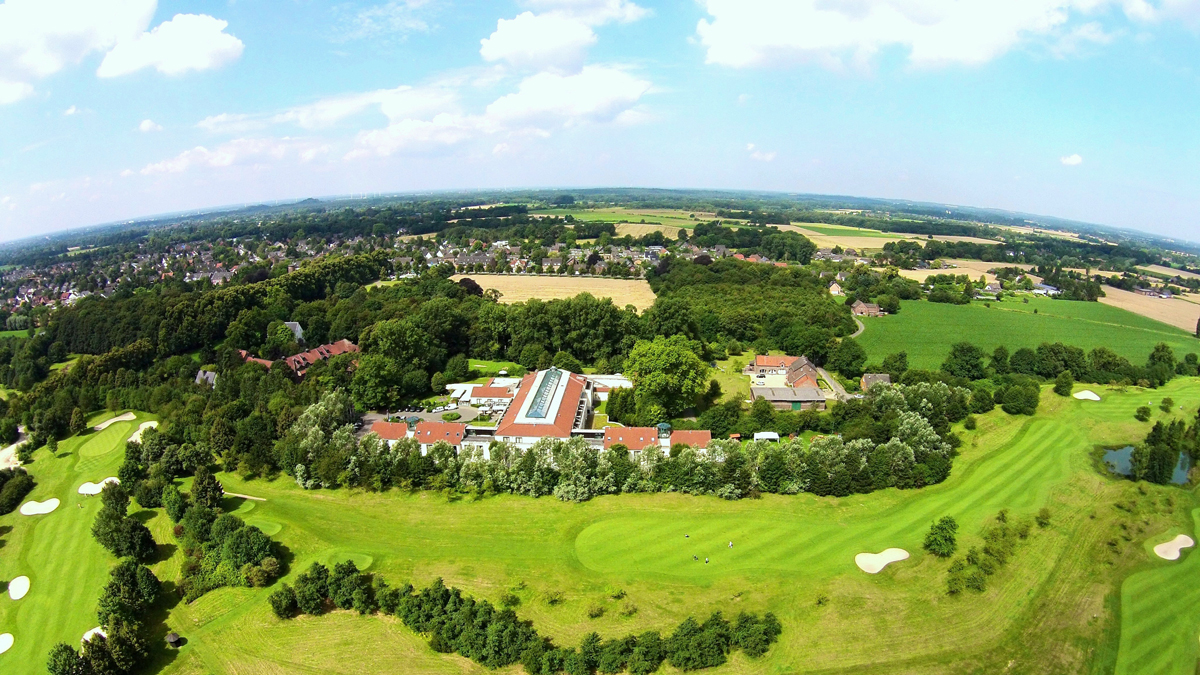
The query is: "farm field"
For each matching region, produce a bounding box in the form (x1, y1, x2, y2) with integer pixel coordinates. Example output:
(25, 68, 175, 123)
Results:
(1099, 287, 1200, 333)
(0, 411, 164, 675)
(533, 207, 725, 230)
(1139, 265, 1200, 281)
(856, 296, 1198, 370)
(450, 274, 658, 311)
(5, 387, 1200, 674)
(614, 223, 683, 239)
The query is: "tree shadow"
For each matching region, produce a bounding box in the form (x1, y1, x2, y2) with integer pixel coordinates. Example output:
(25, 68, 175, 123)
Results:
(130, 509, 156, 524)
(155, 542, 178, 564)
(142, 582, 182, 674)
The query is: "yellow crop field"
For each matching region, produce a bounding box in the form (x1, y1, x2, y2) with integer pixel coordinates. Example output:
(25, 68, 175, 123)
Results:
(451, 274, 658, 311)
(1098, 286, 1200, 333)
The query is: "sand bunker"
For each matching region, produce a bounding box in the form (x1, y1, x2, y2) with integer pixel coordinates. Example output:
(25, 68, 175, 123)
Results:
(127, 421, 158, 443)
(1073, 390, 1101, 401)
(78, 477, 120, 495)
(8, 576, 29, 600)
(19, 498, 60, 516)
(855, 548, 910, 573)
(81, 627, 106, 643)
(1153, 534, 1195, 560)
(94, 412, 136, 431)
(0, 633, 12, 654)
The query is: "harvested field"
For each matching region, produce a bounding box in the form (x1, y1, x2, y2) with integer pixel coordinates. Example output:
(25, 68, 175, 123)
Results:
(1139, 265, 1200, 281)
(1099, 287, 1200, 333)
(450, 274, 657, 311)
(614, 223, 684, 239)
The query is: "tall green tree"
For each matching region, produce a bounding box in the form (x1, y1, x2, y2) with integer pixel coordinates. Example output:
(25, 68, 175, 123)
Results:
(625, 335, 709, 417)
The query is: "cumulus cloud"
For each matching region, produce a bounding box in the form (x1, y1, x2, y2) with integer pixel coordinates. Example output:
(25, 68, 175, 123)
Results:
(63, 105, 79, 116)
(196, 113, 268, 134)
(480, 0, 647, 72)
(1061, 153, 1083, 165)
(0, 81, 34, 105)
(695, 0, 1193, 69)
(138, 119, 162, 132)
(481, 12, 598, 72)
(140, 137, 327, 175)
(275, 85, 458, 129)
(97, 13, 244, 77)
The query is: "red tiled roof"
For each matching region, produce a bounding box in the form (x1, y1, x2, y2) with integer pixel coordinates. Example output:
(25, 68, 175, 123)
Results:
(471, 386, 513, 399)
(495, 370, 587, 439)
(670, 430, 712, 448)
(238, 349, 275, 369)
(414, 421, 466, 445)
(603, 427, 658, 450)
(282, 339, 360, 375)
(754, 355, 799, 368)
(370, 421, 409, 441)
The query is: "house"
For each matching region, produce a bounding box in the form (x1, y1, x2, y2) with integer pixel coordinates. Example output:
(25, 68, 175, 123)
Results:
(237, 350, 275, 369)
(283, 321, 305, 343)
(194, 370, 217, 387)
(282, 339, 360, 376)
(750, 386, 827, 411)
(743, 354, 800, 376)
(603, 427, 659, 455)
(984, 283, 1003, 294)
(494, 368, 595, 449)
(1032, 283, 1061, 297)
(860, 373, 892, 392)
(414, 421, 466, 452)
(785, 357, 820, 388)
(369, 421, 409, 447)
(753, 432, 780, 442)
(829, 282, 843, 296)
(668, 430, 711, 449)
(851, 299, 884, 317)
(469, 382, 515, 406)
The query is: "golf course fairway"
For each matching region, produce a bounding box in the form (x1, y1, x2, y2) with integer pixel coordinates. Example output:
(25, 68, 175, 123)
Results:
(3, 383, 1200, 674)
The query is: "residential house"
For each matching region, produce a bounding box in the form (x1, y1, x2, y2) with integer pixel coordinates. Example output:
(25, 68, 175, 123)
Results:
(283, 321, 305, 343)
(860, 373, 892, 392)
(369, 421, 409, 447)
(194, 370, 218, 387)
(282, 339, 360, 376)
(668, 430, 711, 450)
(603, 427, 659, 455)
(851, 299, 884, 317)
(829, 282, 843, 296)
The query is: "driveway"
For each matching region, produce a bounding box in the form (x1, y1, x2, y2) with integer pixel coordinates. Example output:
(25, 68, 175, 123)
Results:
(816, 367, 852, 402)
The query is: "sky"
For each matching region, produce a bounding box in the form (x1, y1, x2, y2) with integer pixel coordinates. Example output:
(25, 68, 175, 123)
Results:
(1, 0, 1199, 243)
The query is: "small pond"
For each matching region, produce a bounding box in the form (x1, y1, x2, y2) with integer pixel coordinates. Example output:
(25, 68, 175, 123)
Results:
(1103, 446, 1192, 485)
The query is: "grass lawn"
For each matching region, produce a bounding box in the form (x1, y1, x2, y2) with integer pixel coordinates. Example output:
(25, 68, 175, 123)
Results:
(49, 354, 82, 373)
(466, 359, 523, 378)
(857, 297, 1199, 370)
(7, 387, 1200, 674)
(0, 330, 29, 340)
(712, 355, 752, 404)
(0, 411, 163, 675)
(533, 207, 710, 230)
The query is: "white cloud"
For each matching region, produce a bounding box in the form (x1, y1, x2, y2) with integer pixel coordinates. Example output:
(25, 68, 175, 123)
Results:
(140, 137, 328, 175)
(0, 80, 34, 104)
(747, 143, 776, 162)
(694, 0, 1194, 69)
(1053, 21, 1116, 55)
(274, 85, 458, 129)
(481, 12, 597, 72)
(196, 113, 268, 134)
(1061, 153, 1083, 165)
(138, 119, 162, 132)
(97, 13, 243, 78)
(522, 0, 649, 24)
(337, 1, 432, 40)
(486, 65, 651, 128)
(481, 0, 648, 72)
(63, 105, 79, 116)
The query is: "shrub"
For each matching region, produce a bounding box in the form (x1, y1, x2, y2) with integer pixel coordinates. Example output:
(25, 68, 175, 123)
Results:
(1036, 507, 1052, 528)
(587, 604, 606, 618)
(1160, 397, 1175, 413)
(963, 415, 977, 431)
(1053, 371, 1074, 397)
(269, 584, 298, 618)
(620, 600, 639, 617)
(500, 592, 520, 608)
(0, 469, 34, 515)
(1135, 406, 1152, 422)
(441, 412, 461, 421)
(923, 516, 958, 558)
(545, 590, 564, 606)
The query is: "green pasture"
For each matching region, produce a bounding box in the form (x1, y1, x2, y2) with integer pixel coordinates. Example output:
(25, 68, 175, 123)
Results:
(0, 411, 162, 675)
(535, 208, 714, 230)
(0, 330, 29, 340)
(857, 297, 1198, 370)
(465, 359, 523, 380)
(7, 385, 1200, 674)
(790, 223, 902, 239)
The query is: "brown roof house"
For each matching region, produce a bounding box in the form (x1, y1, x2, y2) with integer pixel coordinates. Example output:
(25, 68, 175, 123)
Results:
(860, 373, 892, 392)
(851, 300, 884, 317)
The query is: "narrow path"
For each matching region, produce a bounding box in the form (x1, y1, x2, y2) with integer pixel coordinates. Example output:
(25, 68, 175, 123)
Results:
(816, 366, 851, 401)
(849, 318, 865, 338)
(225, 492, 266, 502)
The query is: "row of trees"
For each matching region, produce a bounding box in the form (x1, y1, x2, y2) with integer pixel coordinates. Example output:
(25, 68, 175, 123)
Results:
(271, 569, 781, 674)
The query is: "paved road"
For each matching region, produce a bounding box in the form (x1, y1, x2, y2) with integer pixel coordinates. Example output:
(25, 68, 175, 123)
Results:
(817, 366, 852, 402)
(849, 318, 865, 338)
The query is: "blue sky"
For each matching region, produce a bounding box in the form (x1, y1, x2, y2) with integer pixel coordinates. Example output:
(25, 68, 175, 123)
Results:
(1, 0, 1199, 242)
